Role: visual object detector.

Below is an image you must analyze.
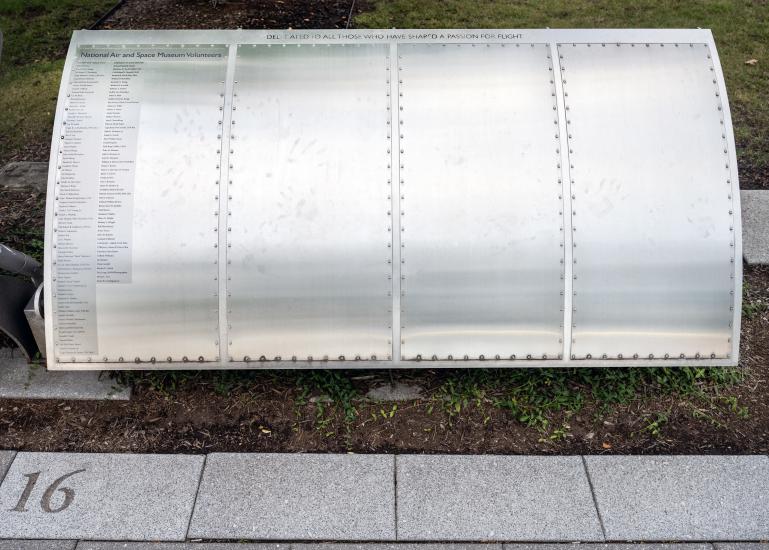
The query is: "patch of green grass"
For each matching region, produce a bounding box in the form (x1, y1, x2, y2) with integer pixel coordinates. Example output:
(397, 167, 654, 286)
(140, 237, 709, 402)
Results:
(0, 0, 114, 67)
(0, 220, 45, 262)
(356, 0, 769, 184)
(431, 366, 744, 435)
(0, 61, 62, 165)
(0, 0, 115, 164)
(743, 282, 769, 318)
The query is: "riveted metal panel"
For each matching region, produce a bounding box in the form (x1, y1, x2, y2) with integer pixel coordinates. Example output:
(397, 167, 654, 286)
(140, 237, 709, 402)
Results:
(227, 44, 392, 363)
(43, 29, 741, 370)
(48, 44, 227, 367)
(560, 43, 736, 360)
(399, 43, 565, 361)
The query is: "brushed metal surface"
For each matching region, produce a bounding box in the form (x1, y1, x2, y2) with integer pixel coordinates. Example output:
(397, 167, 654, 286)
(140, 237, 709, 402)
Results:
(227, 44, 392, 362)
(560, 43, 735, 359)
(50, 45, 227, 365)
(43, 29, 741, 370)
(399, 43, 564, 360)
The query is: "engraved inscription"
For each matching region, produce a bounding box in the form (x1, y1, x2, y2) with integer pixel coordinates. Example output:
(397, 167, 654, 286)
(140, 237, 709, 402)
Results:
(10, 469, 86, 513)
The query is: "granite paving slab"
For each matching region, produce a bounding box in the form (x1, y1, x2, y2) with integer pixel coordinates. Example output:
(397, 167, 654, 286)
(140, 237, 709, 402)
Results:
(0, 452, 204, 541)
(741, 190, 769, 265)
(0, 542, 76, 550)
(501, 546, 715, 550)
(188, 453, 395, 540)
(76, 544, 287, 549)
(396, 455, 604, 541)
(310, 547, 504, 550)
(0, 349, 130, 400)
(585, 455, 769, 541)
(714, 545, 769, 550)
(0, 451, 14, 484)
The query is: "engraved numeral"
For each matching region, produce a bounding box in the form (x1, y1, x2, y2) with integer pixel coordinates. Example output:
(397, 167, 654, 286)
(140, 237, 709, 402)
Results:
(11, 472, 40, 512)
(10, 469, 86, 513)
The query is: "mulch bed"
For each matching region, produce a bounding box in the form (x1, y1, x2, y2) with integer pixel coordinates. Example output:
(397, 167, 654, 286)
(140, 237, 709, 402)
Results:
(99, 0, 364, 30)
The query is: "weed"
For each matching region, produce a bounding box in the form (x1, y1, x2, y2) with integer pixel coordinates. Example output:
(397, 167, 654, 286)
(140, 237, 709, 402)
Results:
(642, 411, 670, 437)
(743, 283, 769, 319)
(296, 370, 359, 423)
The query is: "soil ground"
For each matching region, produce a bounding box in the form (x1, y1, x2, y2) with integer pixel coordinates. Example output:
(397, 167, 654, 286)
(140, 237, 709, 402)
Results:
(0, 0, 768, 455)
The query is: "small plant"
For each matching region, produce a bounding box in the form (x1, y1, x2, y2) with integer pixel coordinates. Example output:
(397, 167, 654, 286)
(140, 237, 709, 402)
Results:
(296, 370, 360, 424)
(743, 283, 769, 319)
(642, 411, 670, 437)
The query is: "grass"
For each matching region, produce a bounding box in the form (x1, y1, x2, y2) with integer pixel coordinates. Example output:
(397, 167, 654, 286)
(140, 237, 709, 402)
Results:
(430, 365, 744, 432)
(0, 0, 115, 164)
(355, 0, 769, 186)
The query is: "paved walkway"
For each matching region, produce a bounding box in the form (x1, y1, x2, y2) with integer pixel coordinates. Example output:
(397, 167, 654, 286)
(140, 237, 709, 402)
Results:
(1, 545, 767, 550)
(0, 452, 768, 545)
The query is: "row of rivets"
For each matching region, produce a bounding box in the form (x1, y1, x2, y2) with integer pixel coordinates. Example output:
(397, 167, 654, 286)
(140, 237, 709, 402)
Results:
(558, 44, 579, 352)
(385, 50, 395, 360)
(213, 47, 230, 363)
(547, 44, 567, 354)
(706, 44, 737, 353)
(397, 48, 407, 355)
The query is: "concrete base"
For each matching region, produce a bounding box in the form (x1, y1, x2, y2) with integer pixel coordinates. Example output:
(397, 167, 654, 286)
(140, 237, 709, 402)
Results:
(0, 349, 130, 400)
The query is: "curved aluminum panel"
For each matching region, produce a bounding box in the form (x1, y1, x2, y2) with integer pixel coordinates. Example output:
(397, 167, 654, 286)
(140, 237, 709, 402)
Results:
(43, 29, 741, 370)
(49, 45, 227, 365)
(560, 43, 736, 360)
(399, 43, 565, 360)
(227, 44, 392, 362)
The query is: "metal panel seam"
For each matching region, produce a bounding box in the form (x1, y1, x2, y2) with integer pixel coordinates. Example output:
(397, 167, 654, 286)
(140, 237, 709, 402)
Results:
(219, 45, 237, 363)
(390, 42, 402, 361)
(552, 42, 574, 361)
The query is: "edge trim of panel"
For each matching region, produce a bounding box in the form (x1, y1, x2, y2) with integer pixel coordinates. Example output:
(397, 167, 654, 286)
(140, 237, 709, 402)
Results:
(708, 31, 742, 364)
(51, 357, 739, 371)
